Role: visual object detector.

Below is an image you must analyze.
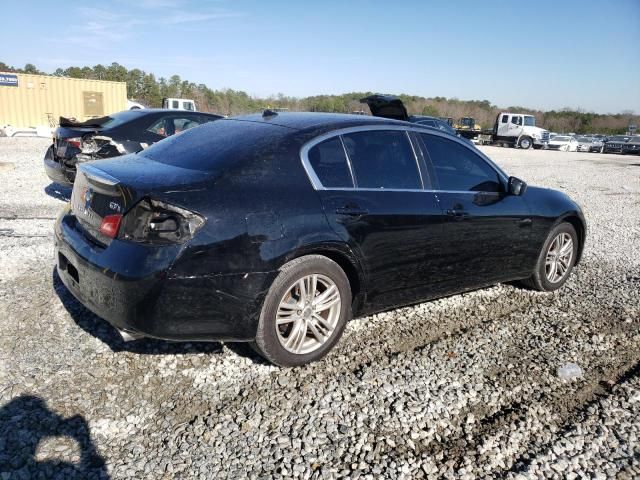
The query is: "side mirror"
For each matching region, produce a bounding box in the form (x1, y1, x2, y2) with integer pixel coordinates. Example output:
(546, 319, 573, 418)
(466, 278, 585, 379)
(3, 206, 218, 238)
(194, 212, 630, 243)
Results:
(508, 176, 527, 196)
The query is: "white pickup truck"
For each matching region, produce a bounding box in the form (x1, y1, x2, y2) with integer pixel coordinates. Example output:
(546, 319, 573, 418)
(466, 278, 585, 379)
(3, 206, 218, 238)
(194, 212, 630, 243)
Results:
(162, 98, 197, 111)
(490, 112, 550, 149)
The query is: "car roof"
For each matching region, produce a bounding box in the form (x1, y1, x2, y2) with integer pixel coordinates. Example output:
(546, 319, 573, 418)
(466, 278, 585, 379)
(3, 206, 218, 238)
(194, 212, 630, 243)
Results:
(133, 109, 221, 116)
(409, 115, 442, 122)
(228, 112, 412, 131)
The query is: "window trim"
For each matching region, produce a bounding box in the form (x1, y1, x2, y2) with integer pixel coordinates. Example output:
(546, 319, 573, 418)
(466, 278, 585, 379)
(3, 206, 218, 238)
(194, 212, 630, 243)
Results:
(301, 126, 427, 192)
(416, 130, 509, 193)
(300, 125, 507, 192)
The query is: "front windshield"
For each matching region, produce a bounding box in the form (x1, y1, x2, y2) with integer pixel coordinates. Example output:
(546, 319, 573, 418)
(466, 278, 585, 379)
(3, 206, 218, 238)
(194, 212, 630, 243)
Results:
(524, 116, 536, 127)
(577, 137, 591, 142)
(609, 136, 629, 142)
(553, 136, 571, 141)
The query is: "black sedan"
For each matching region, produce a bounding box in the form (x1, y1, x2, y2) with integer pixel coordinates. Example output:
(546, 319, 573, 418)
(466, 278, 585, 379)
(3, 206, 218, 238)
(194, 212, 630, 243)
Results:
(44, 109, 222, 185)
(622, 136, 640, 155)
(602, 135, 630, 154)
(55, 112, 586, 366)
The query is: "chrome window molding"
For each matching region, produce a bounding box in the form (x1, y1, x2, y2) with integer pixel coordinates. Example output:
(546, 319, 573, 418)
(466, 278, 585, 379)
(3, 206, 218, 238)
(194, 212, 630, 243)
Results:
(338, 135, 356, 188)
(404, 130, 425, 190)
(299, 124, 509, 192)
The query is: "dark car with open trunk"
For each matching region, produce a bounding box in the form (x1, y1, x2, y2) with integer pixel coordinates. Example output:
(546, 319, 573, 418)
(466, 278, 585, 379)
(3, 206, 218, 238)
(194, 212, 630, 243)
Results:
(55, 112, 586, 366)
(44, 109, 222, 185)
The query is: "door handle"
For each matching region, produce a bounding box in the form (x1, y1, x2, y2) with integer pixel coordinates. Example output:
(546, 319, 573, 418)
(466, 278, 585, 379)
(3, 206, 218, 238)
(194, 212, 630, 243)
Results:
(518, 218, 533, 227)
(335, 206, 368, 216)
(446, 209, 469, 219)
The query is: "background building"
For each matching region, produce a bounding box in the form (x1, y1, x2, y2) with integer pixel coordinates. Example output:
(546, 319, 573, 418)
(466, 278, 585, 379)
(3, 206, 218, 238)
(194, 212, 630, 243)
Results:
(0, 73, 126, 129)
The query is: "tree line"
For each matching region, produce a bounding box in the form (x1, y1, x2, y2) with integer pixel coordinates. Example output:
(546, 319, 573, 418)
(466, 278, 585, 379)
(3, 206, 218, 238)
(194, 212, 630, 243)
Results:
(1, 61, 636, 134)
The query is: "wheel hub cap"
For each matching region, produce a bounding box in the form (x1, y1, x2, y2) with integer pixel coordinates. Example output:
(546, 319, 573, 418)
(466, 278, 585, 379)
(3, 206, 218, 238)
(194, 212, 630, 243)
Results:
(275, 274, 341, 355)
(545, 232, 573, 283)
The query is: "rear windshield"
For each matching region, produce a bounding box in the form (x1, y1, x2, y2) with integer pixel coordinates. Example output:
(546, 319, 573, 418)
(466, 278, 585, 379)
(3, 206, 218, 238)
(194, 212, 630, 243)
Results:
(68, 110, 145, 128)
(139, 119, 291, 171)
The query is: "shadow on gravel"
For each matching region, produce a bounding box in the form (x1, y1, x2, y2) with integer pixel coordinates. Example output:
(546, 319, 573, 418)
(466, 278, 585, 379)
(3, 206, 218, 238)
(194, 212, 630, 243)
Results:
(52, 269, 265, 361)
(44, 182, 72, 202)
(0, 395, 109, 479)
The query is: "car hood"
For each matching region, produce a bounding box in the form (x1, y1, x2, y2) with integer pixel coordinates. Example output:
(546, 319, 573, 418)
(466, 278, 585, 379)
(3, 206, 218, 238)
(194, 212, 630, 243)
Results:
(360, 94, 409, 121)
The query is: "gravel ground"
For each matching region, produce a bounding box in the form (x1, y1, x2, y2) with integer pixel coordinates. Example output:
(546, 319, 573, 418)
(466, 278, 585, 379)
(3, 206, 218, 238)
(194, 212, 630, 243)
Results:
(0, 137, 639, 479)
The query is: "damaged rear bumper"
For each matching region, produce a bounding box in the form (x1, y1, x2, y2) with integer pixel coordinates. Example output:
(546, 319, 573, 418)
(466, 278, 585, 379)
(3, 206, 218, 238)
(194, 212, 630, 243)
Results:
(55, 212, 276, 342)
(44, 146, 75, 186)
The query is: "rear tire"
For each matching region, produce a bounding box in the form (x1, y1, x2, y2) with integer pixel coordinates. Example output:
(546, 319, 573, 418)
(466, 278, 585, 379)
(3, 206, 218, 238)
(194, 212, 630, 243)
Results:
(521, 222, 578, 291)
(252, 255, 352, 367)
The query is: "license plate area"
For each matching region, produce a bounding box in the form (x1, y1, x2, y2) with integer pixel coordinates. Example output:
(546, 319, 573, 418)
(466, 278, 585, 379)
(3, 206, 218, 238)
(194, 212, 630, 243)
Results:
(58, 252, 79, 284)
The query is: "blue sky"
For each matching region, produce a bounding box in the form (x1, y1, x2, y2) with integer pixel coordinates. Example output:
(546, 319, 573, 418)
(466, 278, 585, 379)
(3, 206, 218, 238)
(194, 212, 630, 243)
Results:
(3, 0, 639, 113)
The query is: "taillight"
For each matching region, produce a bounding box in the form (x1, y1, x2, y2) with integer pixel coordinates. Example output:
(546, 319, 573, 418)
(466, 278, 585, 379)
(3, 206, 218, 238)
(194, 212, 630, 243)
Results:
(118, 199, 205, 245)
(99, 214, 123, 238)
(66, 137, 81, 148)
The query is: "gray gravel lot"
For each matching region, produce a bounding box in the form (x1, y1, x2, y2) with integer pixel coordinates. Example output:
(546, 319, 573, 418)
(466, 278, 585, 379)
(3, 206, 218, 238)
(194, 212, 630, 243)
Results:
(0, 138, 639, 479)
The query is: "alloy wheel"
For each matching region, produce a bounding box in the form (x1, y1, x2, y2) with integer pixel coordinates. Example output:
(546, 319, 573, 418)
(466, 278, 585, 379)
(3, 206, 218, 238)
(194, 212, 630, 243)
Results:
(275, 274, 341, 354)
(545, 232, 573, 283)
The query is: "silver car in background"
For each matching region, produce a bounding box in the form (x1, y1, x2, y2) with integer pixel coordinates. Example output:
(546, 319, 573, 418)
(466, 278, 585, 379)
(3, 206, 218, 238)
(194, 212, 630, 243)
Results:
(576, 136, 603, 153)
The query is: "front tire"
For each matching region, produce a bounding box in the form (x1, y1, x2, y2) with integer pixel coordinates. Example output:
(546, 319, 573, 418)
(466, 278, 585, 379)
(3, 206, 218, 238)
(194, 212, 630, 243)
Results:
(519, 136, 533, 149)
(522, 222, 578, 291)
(253, 255, 352, 366)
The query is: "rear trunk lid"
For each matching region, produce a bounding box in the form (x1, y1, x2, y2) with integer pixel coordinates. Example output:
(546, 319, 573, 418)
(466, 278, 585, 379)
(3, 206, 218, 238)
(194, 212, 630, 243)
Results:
(71, 155, 214, 245)
(359, 94, 409, 121)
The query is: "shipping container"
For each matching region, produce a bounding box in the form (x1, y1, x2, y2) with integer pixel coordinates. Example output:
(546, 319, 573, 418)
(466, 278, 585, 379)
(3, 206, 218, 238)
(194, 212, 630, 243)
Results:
(0, 73, 127, 129)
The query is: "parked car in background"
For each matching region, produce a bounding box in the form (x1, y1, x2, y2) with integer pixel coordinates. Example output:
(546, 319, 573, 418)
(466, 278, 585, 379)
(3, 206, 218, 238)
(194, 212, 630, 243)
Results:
(54, 112, 586, 366)
(603, 135, 631, 154)
(622, 136, 640, 155)
(44, 109, 222, 185)
(576, 136, 603, 153)
(548, 135, 578, 152)
(126, 99, 146, 110)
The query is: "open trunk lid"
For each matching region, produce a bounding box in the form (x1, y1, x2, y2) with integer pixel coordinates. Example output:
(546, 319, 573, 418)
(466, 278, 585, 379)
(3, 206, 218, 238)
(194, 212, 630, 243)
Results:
(360, 94, 409, 121)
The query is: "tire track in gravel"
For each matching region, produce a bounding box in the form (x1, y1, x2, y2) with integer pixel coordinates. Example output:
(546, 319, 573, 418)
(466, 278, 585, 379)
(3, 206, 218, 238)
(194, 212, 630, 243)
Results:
(164, 256, 640, 478)
(336, 260, 640, 477)
(503, 360, 640, 478)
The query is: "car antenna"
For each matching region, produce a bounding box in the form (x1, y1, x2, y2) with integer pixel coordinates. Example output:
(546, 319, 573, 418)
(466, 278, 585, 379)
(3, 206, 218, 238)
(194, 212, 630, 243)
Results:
(262, 109, 278, 118)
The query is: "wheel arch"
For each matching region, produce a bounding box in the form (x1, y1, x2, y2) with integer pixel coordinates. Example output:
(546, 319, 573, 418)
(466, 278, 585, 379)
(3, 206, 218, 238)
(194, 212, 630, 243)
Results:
(557, 213, 586, 265)
(285, 243, 366, 313)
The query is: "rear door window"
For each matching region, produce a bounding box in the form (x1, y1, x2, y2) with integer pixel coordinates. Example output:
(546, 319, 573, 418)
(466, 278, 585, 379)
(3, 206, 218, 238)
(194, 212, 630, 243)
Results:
(420, 134, 502, 192)
(342, 130, 421, 189)
(147, 116, 203, 137)
(307, 137, 353, 188)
